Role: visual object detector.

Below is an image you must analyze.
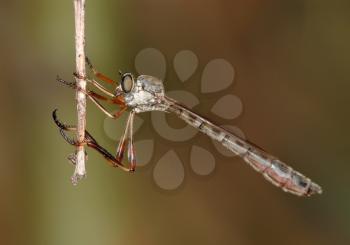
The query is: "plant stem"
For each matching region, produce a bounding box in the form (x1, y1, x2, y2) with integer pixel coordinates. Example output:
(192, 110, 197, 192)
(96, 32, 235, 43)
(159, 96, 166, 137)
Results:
(72, 0, 87, 185)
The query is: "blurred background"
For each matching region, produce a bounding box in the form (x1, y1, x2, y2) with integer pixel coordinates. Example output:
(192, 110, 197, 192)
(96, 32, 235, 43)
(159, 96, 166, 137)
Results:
(1, 1, 350, 244)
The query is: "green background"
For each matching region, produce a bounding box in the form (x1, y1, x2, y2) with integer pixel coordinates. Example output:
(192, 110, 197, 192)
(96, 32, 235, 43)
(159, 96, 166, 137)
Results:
(1, 1, 349, 244)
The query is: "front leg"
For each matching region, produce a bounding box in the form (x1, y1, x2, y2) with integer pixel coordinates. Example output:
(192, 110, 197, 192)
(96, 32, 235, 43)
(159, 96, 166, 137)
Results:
(57, 76, 127, 119)
(73, 72, 116, 98)
(85, 57, 116, 84)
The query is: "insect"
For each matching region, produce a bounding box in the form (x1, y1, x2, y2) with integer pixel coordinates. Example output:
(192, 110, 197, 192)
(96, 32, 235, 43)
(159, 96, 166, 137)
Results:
(53, 57, 322, 197)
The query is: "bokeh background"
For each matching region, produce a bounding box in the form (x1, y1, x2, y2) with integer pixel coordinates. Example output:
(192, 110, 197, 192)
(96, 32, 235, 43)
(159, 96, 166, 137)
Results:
(1, 1, 350, 244)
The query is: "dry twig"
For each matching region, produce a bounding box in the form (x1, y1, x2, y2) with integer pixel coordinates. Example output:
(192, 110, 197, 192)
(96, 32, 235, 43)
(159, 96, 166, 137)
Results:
(72, 0, 87, 185)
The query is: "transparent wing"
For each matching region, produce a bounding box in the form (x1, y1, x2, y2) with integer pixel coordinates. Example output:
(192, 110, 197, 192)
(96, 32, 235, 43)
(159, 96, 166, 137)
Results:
(162, 96, 322, 196)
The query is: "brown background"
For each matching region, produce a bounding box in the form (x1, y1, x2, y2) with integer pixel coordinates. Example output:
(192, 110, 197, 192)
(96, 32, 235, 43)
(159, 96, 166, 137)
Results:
(0, 1, 349, 244)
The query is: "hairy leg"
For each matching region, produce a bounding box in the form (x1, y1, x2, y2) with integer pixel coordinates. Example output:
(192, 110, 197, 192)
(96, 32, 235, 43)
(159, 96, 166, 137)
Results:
(52, 109, 134, 172)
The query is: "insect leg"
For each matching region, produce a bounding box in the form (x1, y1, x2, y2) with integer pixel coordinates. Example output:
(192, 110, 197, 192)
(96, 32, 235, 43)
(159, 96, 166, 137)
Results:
(72, 72, 116, 98)
(115, 111, 136, 171)
(116, 111, 136, 171)
(86, 140, 132, 172)
(116, 111, 132, 161)
(57, 76, 124, 104)
(87, 95, 127, 119)
(52, 108, 85, 164)
(127, 111, 136, 171)
(85, 57, 116, 84)
(52, 109, 132, 172)
(56, 76, 127, 118)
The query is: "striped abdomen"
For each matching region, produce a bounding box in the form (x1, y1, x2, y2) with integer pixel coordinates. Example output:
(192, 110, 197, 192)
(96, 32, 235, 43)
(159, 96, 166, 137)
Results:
(164, 96, 322, 197)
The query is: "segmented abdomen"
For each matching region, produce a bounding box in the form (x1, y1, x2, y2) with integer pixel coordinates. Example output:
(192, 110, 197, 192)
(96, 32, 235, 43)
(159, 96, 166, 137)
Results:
(164, 96, 322, 196)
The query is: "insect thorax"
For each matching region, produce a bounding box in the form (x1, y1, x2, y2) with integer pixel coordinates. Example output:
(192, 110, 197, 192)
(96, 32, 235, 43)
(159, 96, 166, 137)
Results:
(123, 75, 168, 113)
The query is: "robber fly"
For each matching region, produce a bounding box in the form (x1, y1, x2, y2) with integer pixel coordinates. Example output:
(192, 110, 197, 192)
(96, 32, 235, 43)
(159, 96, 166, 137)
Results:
(53, 57, 322, 197)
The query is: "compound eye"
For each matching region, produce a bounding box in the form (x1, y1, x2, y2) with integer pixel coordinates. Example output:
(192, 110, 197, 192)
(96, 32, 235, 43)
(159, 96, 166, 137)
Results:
(121, 75, 134, 93)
